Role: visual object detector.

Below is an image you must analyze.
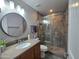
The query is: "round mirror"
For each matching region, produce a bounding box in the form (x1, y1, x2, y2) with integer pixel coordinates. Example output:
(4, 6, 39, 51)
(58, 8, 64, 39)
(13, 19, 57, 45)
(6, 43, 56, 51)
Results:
(0, 13, 27, 37)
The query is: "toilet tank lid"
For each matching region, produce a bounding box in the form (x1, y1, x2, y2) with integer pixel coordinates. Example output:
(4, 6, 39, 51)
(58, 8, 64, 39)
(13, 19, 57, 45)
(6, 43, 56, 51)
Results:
(40, 45, 48, 50)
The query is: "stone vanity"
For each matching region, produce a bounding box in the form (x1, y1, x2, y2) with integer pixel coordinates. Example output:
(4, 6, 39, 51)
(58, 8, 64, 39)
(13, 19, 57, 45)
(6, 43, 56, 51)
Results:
(1, 40, 40, 59)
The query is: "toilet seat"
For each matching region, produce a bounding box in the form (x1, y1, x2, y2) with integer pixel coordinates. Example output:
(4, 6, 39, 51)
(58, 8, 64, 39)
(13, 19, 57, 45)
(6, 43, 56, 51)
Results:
(40, 45, 48, 52)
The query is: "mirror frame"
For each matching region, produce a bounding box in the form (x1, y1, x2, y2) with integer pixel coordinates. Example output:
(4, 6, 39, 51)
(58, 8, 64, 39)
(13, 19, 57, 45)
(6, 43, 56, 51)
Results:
(0, 13, 27, 37)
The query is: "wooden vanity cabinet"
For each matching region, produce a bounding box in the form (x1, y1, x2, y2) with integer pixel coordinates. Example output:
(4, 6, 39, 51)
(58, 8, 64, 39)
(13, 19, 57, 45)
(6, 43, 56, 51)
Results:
(34, 43, 41, 59)
(15, 43, 41, 59)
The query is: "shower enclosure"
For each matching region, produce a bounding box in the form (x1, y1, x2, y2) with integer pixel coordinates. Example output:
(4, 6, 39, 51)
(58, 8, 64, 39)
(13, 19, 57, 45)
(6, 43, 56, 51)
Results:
(38, 13, 68, 57)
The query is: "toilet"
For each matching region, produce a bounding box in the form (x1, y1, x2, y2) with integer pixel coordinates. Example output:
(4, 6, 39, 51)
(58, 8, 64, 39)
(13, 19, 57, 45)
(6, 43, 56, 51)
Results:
(34, 38, 48, 58)
(40, 45, 48, 58)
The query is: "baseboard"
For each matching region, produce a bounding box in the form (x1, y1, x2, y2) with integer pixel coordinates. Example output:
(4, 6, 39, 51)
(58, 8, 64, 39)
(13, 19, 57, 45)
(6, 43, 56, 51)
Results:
(68, 49, 75, 59)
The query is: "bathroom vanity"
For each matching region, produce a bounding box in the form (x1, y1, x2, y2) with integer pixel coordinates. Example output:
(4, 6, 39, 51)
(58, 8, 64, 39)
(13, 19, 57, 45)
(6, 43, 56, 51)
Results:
(1, 40, 41, 59)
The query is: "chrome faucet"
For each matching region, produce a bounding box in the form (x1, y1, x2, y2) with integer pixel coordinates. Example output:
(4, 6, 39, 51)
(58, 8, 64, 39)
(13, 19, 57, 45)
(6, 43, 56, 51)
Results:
(18, 39, 22, 44)
(17, 39, 25, 44)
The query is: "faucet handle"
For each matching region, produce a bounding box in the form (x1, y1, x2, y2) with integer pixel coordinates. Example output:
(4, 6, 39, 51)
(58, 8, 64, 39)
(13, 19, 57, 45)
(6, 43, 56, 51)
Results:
(18, 39, 22, 44)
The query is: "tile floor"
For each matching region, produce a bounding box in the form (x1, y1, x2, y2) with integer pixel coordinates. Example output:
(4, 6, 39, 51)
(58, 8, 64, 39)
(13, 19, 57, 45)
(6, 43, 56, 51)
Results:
(44, 52, 66, 59)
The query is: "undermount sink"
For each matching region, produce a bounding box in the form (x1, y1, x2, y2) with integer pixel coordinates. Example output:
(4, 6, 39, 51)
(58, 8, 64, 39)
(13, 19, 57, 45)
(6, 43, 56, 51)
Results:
(16, 43, 31, 49)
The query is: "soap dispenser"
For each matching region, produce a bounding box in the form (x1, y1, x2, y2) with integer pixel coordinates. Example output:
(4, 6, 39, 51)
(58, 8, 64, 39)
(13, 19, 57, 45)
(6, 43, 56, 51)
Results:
(28, 34, 31, 40)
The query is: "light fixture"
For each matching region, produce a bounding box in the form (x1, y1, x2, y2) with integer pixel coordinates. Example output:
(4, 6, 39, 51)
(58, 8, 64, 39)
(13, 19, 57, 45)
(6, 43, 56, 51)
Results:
(50, 9, 53, 13)
(16, 5, 21, 12)
(72, 2, 79, 7)
(0, 0, 5, 9)
(75, 2, 79, 7)
(21, 8, 25, 15)
(16, 5, 25, 16)
(75, 2, 79, 6)
(43, 20, 50, 24)
(9, 1, 15, 9)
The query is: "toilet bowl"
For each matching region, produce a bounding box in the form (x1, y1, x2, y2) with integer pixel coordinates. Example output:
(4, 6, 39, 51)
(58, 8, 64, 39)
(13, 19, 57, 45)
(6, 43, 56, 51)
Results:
(40, 45, 48, 58)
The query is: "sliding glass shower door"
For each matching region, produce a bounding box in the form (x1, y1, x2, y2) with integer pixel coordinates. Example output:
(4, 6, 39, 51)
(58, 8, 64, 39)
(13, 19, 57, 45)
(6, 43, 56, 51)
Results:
(38, 13, 68, 49)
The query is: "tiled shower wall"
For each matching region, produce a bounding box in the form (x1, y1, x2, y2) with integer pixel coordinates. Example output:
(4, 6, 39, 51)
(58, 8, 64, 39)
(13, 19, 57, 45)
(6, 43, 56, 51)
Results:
(38, 12, 68, 49)
(52, 13, 68, 48)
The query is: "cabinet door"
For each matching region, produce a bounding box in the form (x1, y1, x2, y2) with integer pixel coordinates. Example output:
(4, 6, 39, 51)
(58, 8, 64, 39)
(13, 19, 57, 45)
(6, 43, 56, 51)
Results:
(16, 48, 34, 59)
(34, 43, 41, 59)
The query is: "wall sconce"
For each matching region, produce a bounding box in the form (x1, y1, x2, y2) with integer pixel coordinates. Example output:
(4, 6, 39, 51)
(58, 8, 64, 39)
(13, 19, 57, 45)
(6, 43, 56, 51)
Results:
(16, 5, 21, 12)
(9, 1, 15, 9)
(21, 8, 25, 15)
(0, 0, 5, 10)
(16, 5, 25, 16)
(70, 2, 79, 8)
(42, 20, 50, 24)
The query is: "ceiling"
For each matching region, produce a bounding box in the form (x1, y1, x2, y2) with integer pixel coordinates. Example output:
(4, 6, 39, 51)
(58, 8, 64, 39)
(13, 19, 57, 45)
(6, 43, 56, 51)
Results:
(22, 0, 68, 15)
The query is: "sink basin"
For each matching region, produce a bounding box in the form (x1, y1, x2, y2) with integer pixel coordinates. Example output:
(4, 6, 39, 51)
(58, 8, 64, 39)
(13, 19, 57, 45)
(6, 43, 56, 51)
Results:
(16, 43, 31, 49)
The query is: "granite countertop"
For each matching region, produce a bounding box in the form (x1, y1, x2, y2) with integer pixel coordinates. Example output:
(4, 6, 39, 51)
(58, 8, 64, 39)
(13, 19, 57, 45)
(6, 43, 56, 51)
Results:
(1, 39, 40, 59)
